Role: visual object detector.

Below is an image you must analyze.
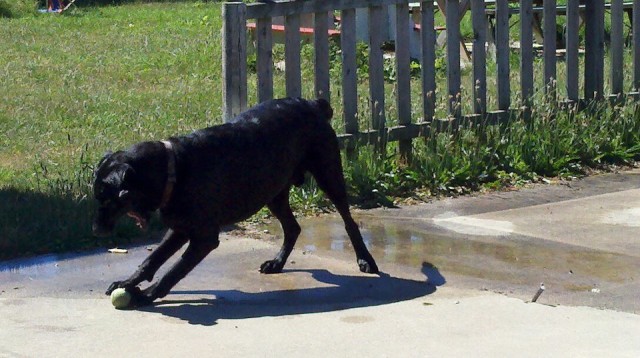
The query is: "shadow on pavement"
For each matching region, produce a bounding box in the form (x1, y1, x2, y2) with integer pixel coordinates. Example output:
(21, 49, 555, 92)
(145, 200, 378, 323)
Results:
(140, 262, 444, 326)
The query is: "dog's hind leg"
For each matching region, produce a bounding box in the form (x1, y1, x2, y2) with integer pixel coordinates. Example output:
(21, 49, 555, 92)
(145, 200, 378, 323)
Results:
(260, 186, 301, 274)
(308, 151, 379, 274)
(105, 229, 188, 295)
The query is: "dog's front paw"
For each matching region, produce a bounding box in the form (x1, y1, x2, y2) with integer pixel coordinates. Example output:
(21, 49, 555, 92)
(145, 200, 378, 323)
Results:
(105, 281, 125, 295)
(128, 287, 154, 307)
(259, 259, 284, 274)
(358, 259, 379, 274)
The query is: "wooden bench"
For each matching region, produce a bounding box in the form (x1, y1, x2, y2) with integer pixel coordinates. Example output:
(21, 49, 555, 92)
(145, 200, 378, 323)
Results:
(246, 22, 341, 50)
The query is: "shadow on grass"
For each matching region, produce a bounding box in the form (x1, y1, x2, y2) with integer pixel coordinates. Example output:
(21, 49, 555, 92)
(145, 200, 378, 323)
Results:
(141, 262, 445, 326)
(0, 188, 147, 260)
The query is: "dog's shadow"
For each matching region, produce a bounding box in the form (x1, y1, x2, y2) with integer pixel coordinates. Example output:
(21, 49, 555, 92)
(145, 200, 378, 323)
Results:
(140, 262, 445, 326)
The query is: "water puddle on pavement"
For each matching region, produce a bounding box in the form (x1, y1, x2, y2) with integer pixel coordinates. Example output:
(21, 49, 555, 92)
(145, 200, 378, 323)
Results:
(0, 254, 63, 278)
(266, 214, 639, 298)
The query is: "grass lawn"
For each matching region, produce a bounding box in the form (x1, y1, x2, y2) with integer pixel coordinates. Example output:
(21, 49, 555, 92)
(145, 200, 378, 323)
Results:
(1, 2, 224, 257)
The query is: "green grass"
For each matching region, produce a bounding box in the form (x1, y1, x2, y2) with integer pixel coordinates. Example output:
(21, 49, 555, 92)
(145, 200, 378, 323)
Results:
(1, 2, 223, 258)
(2, 2, 640, 260)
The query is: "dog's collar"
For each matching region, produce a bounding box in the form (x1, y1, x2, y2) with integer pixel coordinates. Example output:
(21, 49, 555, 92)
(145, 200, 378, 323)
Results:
(160, 140, 177, 209)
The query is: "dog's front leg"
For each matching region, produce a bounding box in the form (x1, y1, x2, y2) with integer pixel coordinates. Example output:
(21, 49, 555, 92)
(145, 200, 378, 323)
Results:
(136, 232, 220, 305)
(105, 229, 188, 295)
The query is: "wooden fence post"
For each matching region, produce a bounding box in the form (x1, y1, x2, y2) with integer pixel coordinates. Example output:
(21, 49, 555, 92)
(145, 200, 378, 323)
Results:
(585, 0, 604, 100)
(395, 2, 413, 162)
(520, 0, 534, 102)
(496, 0, 510, 111)
(543, 0, 556, 98)
(369, 6, 386, 137)
(634, 0, 640, 90)
(610, 0, 624, 96)
(421, 1, 436, 123)
(566, 0, 580, 102)
(285, 14, 302, 98)
(256, 17, 273, 103)
(446, 0, 461, 119)
(341, 9, 358, 135)
(471, 0, 487, 114)
(222, 2, 247, 122)
(314, 11, 331, 101)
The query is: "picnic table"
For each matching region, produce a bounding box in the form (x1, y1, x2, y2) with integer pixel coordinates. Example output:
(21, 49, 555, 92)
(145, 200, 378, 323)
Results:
(430, 0, 634, 60)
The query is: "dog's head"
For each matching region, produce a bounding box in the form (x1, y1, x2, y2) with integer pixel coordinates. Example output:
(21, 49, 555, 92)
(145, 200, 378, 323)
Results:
(92, 151, 152, 237)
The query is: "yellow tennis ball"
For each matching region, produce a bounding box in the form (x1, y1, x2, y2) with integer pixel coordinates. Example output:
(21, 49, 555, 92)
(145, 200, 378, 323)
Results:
(110, 288, 132, 309)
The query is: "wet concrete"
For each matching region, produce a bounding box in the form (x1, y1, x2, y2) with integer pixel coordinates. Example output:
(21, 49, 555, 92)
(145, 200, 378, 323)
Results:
(264, 169, 640, 313)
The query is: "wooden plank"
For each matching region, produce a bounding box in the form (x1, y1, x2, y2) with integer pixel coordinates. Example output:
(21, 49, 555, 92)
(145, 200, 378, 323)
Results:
(634, 0, 640, 90)
(285, 14, 302, 98)
(247, 0, 423, 19)
(566, 0, 579, 102)
(519, 0, 534, 102)
(446, 0, 461, 118)
(543, 0, 556, 96)
(585, 0, 604, 100)
(369, 5, 386, 131)
(256, 17, 273, 103)
(314, 11, 331, 100)
(222, 2, 247, 122)
(495, 0, 510, 110)
(395, 3, 411, 126)
(611, 0, 624, 95)
(471, 0, 487, 114)
(341, 8, 358, 134)
(421, 1, 437, 122)
(395, 3, 412, 161)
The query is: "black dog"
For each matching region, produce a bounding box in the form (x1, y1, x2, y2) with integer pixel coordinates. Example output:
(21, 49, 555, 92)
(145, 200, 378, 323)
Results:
(93, 97, 379, 307)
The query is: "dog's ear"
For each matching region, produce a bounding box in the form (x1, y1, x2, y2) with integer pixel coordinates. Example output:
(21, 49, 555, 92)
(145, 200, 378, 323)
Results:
(94, 151, 113, 177)
(315, 98, 333, 121)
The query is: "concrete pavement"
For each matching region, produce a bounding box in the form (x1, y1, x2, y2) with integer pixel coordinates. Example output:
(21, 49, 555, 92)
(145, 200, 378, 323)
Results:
(1, 169, 640, 356)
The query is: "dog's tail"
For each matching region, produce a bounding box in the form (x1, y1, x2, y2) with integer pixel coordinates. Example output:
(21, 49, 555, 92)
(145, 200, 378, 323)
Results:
(316, 98, 333, 121)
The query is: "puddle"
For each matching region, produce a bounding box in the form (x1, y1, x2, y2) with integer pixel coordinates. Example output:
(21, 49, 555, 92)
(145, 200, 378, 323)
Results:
(267, 214, 639, 300)
(0, 254, 63, 278)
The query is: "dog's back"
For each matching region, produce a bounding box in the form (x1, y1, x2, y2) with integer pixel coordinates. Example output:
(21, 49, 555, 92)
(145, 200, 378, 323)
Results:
(167, 97, 338, 225)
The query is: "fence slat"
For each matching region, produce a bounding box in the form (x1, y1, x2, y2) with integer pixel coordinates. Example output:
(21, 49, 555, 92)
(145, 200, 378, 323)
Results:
(421, 1, 436, 122)
(635, 0, 640, 90)
(256, 17, 273, 103)
(543, 0, 557, 96)
(369, 5, 386, 131)
(222, 2, 247, 121)
(341, 9, 358, 134)
(395, 3, 412, 161)
(585, 0, 605, 99)
(314, 12, 331, 101)
(496, 0, 510, 110)
(566, 0, 579, 102)
(285, 14, 302, 98)
(471, 0, 486, 114)
(446, 0, 461, 118)
(520, 0, 534, 102)
(611, 0, 624, 95)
